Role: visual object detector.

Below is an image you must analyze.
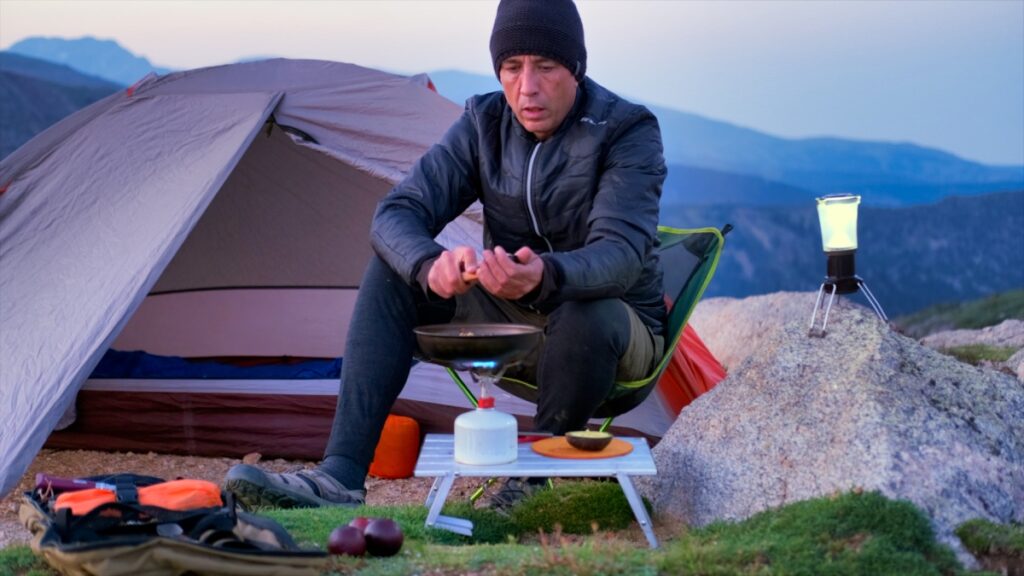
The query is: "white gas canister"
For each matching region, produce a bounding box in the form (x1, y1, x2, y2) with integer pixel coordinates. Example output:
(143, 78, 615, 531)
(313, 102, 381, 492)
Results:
(453, 396, 518, 465)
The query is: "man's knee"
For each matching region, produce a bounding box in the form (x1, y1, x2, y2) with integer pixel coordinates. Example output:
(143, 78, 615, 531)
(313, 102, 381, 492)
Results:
(362, 254, 407, 290)
(547, 299, 629, 350)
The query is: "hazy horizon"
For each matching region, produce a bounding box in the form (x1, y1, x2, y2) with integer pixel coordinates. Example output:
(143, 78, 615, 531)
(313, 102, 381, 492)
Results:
(2, 0, 1021, 166)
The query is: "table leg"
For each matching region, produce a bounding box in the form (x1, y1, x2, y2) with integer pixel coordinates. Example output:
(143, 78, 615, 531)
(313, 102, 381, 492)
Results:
(617, 473, 658, 549)
(425, 476, 443, 508)
(423, 473, 473, 537)
(425, 473, 455, 527)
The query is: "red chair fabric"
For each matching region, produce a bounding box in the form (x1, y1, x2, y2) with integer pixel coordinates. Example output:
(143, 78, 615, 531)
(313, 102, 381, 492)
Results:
(656, 324, 726, 415)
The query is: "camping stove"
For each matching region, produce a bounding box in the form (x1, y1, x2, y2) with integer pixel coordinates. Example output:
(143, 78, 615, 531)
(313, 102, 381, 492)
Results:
(413, 324, 542, 464)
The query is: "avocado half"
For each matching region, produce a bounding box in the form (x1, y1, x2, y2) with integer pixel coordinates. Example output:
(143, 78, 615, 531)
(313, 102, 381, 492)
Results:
(565, 430, 613, 451)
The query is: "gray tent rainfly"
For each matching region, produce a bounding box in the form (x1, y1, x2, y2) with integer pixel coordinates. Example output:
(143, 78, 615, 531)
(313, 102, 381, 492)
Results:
(0, 59, 681, 497)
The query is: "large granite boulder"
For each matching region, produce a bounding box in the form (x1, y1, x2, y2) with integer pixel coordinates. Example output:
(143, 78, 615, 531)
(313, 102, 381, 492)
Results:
(642, 292, 1024, 564)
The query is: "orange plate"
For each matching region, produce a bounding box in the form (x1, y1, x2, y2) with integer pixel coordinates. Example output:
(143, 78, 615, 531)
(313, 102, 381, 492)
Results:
(531, 437, 633, 459)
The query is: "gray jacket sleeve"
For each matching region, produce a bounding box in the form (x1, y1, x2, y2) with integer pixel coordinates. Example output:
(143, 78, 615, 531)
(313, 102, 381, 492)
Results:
(370, 110, 481, 284)
(533, 108, 666, 304)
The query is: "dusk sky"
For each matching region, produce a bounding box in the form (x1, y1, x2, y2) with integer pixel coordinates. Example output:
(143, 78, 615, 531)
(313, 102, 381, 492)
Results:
(2, 0, 1022, 165)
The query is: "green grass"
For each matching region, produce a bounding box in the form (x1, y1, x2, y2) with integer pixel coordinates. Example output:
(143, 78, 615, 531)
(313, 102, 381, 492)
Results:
(896, 289, 1024, 338)
(510, 479, 643, 534)
(1, 489, 1004, 575)
(266, 501, 518, 547)
(956, 519, 1024, 576)
(661, 491, 960, 575)
(317, 539, 660, 576)
(0, 546, 50, 576)
(266, 479, 644, 547)
(940, 344, 1018, 365)
(956, 519, 1024, 557)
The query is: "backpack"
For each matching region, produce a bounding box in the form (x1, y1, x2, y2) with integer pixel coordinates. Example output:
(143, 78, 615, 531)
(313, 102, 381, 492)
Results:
(21, 473, 326, 576)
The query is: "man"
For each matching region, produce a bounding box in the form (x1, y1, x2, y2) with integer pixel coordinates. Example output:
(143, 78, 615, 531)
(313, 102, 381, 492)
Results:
(225, 0, 667, 510)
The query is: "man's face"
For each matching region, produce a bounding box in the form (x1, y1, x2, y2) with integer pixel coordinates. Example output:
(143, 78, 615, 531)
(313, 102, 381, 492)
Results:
(499, 55, 578, 141)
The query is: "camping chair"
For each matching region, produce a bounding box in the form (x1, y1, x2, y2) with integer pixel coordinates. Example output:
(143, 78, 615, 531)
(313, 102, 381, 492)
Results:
(443, 224, 731, 501)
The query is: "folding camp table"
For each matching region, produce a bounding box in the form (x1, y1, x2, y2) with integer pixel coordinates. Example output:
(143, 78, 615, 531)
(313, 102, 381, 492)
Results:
(414, 433, 660, 548)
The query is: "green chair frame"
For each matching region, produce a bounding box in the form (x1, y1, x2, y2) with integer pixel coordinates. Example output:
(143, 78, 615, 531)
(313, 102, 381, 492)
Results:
(444, 225, 729, 500)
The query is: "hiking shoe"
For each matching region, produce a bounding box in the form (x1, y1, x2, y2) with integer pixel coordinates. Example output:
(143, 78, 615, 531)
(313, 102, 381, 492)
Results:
(488, 477, 549, 515)
(224, 464, 365, 509)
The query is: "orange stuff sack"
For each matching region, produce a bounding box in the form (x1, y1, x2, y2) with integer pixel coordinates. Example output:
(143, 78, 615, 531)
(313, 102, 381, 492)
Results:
(55, 479, 223, 516)
(368, 415, 421, 479)
(53, 489, 115, 516)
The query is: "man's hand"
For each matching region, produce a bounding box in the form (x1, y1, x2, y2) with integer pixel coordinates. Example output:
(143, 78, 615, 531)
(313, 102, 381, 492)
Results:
(477, 246, 543, 300)
(427, 246, 479, 299)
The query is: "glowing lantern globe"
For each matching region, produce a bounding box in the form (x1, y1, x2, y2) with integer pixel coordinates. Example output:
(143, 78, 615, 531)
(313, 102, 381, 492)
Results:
(817, 194, 860, 253)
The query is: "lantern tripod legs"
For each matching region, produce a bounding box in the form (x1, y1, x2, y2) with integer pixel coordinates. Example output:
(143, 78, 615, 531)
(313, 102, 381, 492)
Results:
(858, 279, 888, 323)
(808, 282, 838, 337)
(808, 278, 889, 337)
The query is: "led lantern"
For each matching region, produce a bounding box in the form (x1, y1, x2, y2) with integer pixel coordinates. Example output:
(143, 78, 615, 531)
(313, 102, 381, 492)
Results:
(809, 194, 888, 336)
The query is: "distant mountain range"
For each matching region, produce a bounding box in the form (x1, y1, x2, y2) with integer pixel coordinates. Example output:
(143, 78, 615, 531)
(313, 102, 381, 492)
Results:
(663, 164, 815, 206)
(7, 36, 171, 86)
(2, 38, 1021, 316)
(0, 52, 120, 158)
(0, 51, 119, 90)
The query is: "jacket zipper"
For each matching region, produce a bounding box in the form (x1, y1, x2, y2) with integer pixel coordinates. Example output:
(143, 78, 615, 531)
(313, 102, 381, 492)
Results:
(525, 142, 554, 253)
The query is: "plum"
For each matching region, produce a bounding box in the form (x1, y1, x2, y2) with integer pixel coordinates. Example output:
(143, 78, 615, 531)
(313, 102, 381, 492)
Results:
(327, 525, 366, 557)
(364, 518, 403, 557)
(348, 516, 373, 532)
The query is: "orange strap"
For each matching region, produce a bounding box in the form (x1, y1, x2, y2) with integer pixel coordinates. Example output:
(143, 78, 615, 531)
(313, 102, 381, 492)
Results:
(55, 479, 223, 516)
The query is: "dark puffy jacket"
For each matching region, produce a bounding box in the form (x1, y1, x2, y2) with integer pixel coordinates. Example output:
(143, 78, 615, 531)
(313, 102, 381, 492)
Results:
(371, 78, 667, 335)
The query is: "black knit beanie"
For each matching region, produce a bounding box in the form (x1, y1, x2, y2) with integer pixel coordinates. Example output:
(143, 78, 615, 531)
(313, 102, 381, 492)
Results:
(489, 0, 587, 82)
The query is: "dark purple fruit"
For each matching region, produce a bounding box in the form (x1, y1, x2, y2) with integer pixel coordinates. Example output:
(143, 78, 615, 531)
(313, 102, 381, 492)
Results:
(364, 518, 403, 557)
(327, 525, 366, 556)
(348, 516, 373, 532)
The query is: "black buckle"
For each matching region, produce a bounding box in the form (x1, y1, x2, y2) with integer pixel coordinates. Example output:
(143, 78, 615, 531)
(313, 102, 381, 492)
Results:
(114, 478, 139, 504)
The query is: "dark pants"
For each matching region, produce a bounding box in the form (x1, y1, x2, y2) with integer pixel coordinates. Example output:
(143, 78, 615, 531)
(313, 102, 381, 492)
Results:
(321, 255, 658, 490)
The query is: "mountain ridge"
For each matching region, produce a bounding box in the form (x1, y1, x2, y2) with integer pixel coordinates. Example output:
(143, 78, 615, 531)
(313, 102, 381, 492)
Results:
(0, 52, 121, 90)
(0, 53, 119, 158)
(8, 36, 171, 86)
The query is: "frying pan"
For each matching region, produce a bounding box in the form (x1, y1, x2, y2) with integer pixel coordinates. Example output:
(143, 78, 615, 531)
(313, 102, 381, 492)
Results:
(414, 323, 542, 371)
